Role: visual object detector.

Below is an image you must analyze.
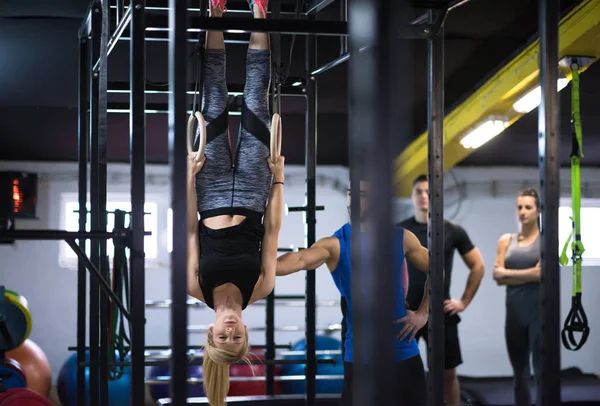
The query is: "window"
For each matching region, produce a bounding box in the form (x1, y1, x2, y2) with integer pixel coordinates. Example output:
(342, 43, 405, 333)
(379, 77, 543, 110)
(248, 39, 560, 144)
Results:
(60, 194, 159, 268)
(166, 208, 199, 253)
(167, 208, 173, 253)
(558, 199, 600, 266)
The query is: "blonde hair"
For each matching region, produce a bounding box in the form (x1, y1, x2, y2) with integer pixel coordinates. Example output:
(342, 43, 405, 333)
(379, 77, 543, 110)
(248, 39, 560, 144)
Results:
(202, 334, 250, 406)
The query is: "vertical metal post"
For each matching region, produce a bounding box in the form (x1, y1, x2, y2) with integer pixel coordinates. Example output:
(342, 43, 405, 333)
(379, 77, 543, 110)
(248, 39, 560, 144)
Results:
(304, 24, 318, 406)
(538, 0, 561, 404)
(169, 0, 189, 404)
(349, 0, 407, 405)
(116, 0, 124, 26)
(265, 291, 275, 395)
(340, 0, 348, 55)
(271, 0, 282, 116)
(77, 32, 89, 406)
(427, 10, 445, 406)
(97, 0, 110, 403)
(347, 2, 362, 400)
(265, 0, 281, 396)
(130, 1, 146, 405)
(88, 4, 102, 405)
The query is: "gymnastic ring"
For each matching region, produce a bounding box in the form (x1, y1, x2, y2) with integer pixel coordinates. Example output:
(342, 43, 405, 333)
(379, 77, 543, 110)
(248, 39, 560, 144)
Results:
(270, 113, 282, 164)
(187, 111, 206, 163)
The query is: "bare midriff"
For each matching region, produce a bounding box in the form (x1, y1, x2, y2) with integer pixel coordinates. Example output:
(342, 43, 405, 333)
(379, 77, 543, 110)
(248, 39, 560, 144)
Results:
(202, 214, 247, 230)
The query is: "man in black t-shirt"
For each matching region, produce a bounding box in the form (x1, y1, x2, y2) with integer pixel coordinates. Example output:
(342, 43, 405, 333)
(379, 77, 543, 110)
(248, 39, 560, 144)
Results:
(398, 174, 485, 406)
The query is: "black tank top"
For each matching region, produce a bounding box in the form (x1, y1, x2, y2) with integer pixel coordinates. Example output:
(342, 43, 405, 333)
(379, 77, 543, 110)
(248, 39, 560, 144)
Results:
(198, 210, 264, 310)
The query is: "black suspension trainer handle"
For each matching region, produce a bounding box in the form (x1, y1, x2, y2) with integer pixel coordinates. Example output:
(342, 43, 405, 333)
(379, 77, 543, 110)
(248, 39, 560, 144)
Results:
(561, 293, 589, 351)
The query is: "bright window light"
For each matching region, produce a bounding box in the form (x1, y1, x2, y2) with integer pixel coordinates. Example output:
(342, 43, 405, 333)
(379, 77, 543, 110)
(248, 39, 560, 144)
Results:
(459, 119, 509, 149)
(167, 208, 173, 253)
(512, 78, 570, 114)
(61, 200, 158, 266)
(558, 205, 600, 265)
(167, 208, 199, 253)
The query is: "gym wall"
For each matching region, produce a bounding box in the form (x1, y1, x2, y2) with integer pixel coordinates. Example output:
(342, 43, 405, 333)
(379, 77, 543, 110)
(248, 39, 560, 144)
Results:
(0, 161, 598, 384)
(0, 161, 351, 381)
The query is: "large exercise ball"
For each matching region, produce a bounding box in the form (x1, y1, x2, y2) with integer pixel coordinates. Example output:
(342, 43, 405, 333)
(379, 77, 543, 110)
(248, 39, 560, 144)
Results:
(228, 349, 281, 396)
(280, 335, 344, 395)
(57, 351, 130, 406)
(147, 364, 205, 402)
(6, 339, 51, 397)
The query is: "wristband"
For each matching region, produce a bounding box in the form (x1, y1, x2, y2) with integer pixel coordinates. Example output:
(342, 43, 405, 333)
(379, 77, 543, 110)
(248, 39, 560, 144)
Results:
(273, 181, 284, 186)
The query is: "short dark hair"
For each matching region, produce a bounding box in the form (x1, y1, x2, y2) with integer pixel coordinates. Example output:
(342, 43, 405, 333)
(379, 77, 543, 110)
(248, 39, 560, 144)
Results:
(412, 174, 428, 187)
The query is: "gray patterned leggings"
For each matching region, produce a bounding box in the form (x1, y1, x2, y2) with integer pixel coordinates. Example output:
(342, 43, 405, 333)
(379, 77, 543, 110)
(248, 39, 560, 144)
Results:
(194, 49, 272, 218)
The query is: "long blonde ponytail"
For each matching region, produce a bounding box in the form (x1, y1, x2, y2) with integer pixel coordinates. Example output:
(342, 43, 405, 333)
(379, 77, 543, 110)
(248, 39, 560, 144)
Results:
(202, 336, 250, 406)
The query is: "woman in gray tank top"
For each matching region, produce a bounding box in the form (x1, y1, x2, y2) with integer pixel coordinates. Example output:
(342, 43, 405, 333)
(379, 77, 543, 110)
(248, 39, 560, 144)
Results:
(493, 188, 542, 406)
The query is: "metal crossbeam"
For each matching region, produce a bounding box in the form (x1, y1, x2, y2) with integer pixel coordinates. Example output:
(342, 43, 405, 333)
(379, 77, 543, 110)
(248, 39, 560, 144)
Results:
(148, 14, 348, 35)
(106, 81, 306, 96)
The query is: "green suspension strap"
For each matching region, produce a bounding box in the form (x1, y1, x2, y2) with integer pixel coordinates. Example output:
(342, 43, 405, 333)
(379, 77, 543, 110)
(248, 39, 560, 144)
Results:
(108, 210, 131, 379)
(559, 63, 589, 351)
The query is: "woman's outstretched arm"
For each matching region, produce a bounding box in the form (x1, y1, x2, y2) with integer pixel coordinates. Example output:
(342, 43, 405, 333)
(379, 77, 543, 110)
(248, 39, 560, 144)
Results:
(254, 157, 285, 300)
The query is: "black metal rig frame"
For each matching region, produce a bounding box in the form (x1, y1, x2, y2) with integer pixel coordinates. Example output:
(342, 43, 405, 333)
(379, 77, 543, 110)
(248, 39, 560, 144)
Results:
(348, 0, 561, 406)
(0, 0, 563, 405)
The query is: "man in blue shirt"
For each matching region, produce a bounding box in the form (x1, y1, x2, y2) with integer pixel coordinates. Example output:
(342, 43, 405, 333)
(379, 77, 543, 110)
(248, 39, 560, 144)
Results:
(276, 179, 431, 406)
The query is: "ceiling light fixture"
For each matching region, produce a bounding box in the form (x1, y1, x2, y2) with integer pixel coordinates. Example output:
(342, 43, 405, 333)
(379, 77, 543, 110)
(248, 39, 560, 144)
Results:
(459, 119, 509, 149)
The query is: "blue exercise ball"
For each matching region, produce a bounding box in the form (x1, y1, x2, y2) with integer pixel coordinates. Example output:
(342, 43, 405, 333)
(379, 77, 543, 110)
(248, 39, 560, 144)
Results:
(147, 364, 205, 402)
(281, 335, 344, 394)
(57, 351, 131, 406)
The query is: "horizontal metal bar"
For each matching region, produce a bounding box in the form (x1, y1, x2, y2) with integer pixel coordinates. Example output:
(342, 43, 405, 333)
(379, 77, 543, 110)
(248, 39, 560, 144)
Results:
(139, 0, 300, 14)
(106, 107, 241, 115)
(107, 81, 305, 96)
(188, 324, 342, 333)
(92, 5, 133, 72)
(157, 394, 341, 406)
(107, 102, 242, 114)
(143, 349, 341, 359)
(146, 374, 344, 385)
(118, 35, 249, 44)
(141, 0, 300, 15)
(144, 14, 348, 36)
(80, 358, 335, 368)
(271, 295, 306, 300)
(0, 230, 127, 241)
(121, 29, 251, 43)
(68, 344, 293, 351)
(276, 247, 306, 252)
(278, 350, 342, 356)
(145, 299, 341, 308)
(285, 205, 325, 213)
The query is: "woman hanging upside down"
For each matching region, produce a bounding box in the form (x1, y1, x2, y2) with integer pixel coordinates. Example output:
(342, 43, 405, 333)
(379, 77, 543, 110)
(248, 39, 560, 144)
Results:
(186, 0, 283, 404)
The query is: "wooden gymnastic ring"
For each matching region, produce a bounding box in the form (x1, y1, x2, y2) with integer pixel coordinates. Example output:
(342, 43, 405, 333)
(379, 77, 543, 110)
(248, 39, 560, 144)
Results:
(270, 113, 282, 164)
(187, 111, 206, 162)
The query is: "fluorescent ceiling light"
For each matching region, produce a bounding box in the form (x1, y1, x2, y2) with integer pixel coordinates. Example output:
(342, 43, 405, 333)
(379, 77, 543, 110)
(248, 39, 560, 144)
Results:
(512, 77, 570, 114)
(460, 119, 509, 149)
